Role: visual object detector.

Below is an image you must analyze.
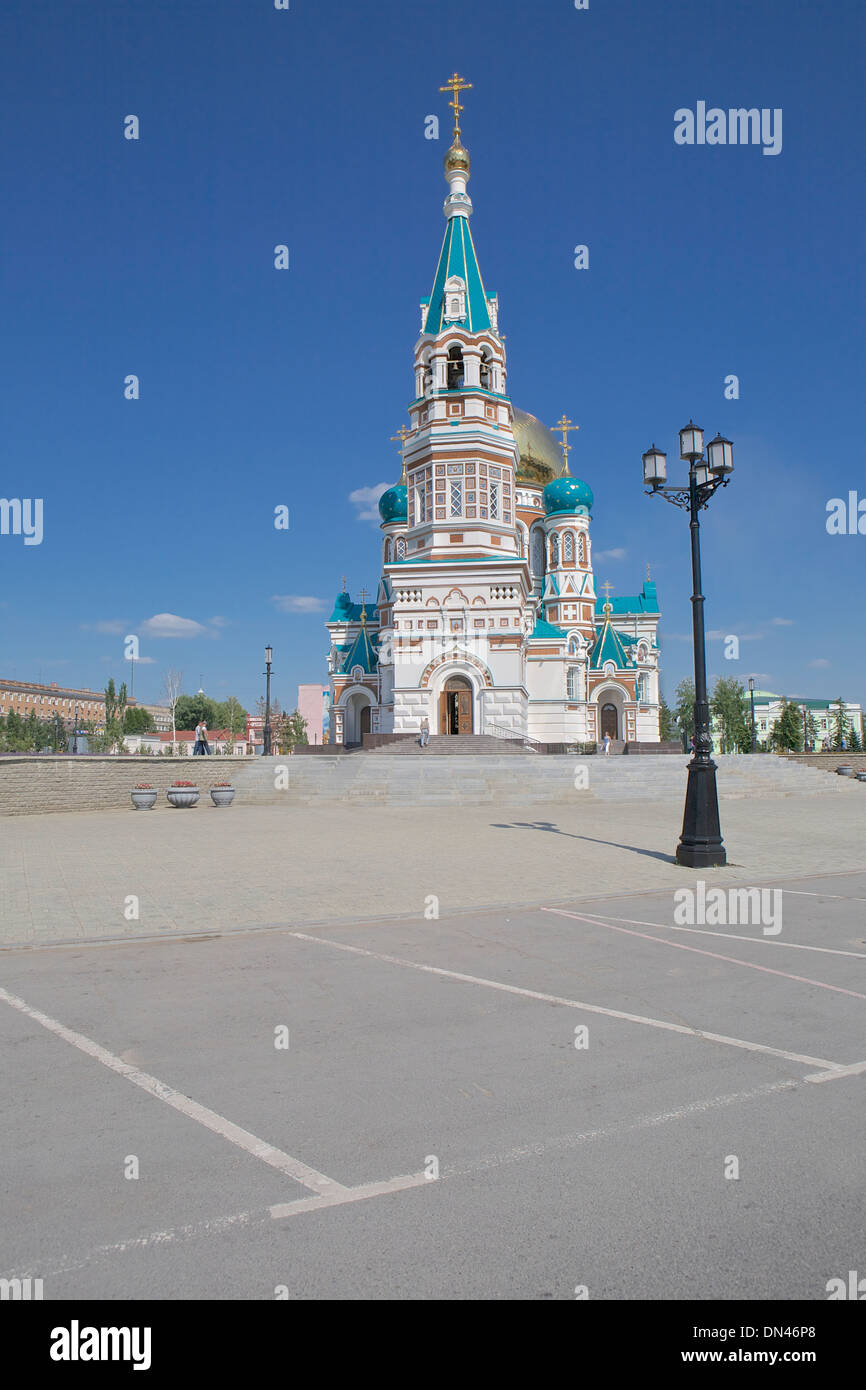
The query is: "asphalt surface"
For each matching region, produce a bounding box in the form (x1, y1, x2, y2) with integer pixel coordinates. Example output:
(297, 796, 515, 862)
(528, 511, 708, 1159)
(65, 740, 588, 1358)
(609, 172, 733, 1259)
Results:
(2, 868, 864, 1299)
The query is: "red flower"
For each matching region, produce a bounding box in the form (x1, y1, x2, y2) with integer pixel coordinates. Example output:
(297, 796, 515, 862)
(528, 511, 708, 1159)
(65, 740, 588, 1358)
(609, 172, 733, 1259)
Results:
(171, 780, 196, 787)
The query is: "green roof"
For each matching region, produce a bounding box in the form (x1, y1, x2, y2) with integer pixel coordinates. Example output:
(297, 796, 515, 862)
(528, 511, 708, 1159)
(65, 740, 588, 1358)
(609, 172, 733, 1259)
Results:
(339, 625, 379, 674)
(594, 581, 659, 617)
(530, 618, 567, 640)
(590, 621, 636, 670)
(424, 215, 493, 335)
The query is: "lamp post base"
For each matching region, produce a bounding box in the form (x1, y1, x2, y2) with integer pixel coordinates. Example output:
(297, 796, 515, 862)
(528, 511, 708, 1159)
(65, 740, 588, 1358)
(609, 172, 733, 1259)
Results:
(676, 758, 726, 867)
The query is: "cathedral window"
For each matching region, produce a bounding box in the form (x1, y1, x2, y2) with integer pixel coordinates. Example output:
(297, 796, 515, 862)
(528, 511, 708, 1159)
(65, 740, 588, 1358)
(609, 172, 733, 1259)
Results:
(443, 276, 467, 322)
(480, 349, 492, 390)
(446, 345, 465, 389)
(530, 528, 545, 578)
(450, 481, 463, 516)
(395, 537, 406, 560)
(489, 482, 500, 518)
(415, 486, 426, 523)
(550, 534, 559, 567)
(384, 538, 392, 563)
(577, 533, 587, 565)
(567, 668, 582, 699)
(563, 532, 574, 563)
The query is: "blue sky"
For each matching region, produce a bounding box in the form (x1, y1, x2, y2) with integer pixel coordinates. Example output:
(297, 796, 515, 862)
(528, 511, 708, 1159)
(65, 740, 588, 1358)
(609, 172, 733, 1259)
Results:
(1, 0, 863, 712)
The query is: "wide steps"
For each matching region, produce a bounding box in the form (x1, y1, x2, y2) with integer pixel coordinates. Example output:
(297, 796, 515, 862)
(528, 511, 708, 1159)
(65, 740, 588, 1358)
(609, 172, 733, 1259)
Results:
(224, 754, 860, 806)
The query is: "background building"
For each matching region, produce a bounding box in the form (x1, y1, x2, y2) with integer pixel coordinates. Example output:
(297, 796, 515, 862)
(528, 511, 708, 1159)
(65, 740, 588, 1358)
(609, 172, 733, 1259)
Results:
(0, 678, 137, 730)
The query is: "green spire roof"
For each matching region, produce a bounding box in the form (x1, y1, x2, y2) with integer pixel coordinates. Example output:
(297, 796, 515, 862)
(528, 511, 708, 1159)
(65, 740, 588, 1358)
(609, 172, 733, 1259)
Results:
(339, 625, 379, 675)
(424, 216, 493, 335)
(590, 619, 636, 670)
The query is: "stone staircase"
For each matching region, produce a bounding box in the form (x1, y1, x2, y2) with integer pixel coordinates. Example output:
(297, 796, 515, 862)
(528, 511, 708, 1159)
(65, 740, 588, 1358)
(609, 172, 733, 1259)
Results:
(365, 734, 530, 755)
(227, 753, 863, 808)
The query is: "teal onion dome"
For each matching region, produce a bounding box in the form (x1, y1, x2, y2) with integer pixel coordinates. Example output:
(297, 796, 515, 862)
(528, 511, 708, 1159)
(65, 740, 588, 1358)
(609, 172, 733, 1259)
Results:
(543, 475, 594, 517)
(378, 483, 408, 524)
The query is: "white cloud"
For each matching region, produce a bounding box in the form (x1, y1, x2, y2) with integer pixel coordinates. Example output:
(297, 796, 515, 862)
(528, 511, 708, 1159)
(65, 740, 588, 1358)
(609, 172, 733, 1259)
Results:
(124, 654, 157, 664)
(808, 658, 830, 669)
(82, 619, 127, 634)
(140, 613, 208, 639)
(271, 595, 327, 613)
(349, 483, 389, 522)
(209, 616, 229, 628)
(771, 617, 794, 626)
(593, 548, 627, 562)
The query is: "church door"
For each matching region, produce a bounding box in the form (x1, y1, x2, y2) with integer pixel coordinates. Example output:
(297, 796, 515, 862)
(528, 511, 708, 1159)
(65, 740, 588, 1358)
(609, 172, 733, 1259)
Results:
(440, 677, 473, 735)
(360, 705, 371, 737)
(601, 703, 618, 739)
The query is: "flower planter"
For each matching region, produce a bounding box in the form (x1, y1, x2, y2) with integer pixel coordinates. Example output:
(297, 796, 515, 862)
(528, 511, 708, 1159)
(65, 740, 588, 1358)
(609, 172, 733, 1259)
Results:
(131, 789, 158, 810)
(210, 787, 236, 807)
(166, 787, 200, 808)
(836, 765, 854, 777)
(856, 772, 866, 783)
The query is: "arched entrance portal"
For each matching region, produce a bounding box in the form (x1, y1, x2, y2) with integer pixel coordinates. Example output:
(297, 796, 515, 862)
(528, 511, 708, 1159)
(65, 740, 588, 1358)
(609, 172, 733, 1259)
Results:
(600, 703, 618, 740)
(440, 675, 473, 735)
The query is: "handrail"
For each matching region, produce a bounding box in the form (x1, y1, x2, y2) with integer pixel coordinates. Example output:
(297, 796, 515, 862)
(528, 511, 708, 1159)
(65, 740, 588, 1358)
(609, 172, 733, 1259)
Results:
(483, 721, 542, 751)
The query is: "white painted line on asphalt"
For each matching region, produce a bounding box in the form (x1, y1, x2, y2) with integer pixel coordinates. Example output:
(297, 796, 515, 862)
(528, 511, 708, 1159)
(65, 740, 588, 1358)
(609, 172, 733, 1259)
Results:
(446, 1080, 799, 1178)
(288, 933, 844, 1072)
(804, 1059, 866, 1084)
(544, 909, 866, 959)
(270, 1171, 432, 1221)
(782, 890, 866, 904)
(0, 985, 348, 1198)
(546, 909, 866, 1003)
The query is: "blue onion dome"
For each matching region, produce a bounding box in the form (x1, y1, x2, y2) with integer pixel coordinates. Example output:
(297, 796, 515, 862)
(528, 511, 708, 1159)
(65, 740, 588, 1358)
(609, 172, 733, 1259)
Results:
(378, 482, 408, 524)
(543, 475, 594, 517)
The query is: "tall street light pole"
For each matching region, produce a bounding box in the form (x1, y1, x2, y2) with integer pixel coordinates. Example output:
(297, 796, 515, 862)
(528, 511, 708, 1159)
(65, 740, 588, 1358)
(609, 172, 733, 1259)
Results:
(73, 703, 79, 756)
(642, 422, 734, 868)
(263, 646, 273, 756)
(748, 677, 757, 754)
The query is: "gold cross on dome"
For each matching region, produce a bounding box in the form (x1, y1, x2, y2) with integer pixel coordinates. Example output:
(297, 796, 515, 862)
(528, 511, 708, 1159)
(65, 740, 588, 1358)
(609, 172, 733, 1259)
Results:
(390, 425, 411, 450)
(358, 586, 369, 621)
(551, 414, 579, 474)
(341, 575, 347, 592)
(601, 580, 614, 615)
(440, 71, 472, 141)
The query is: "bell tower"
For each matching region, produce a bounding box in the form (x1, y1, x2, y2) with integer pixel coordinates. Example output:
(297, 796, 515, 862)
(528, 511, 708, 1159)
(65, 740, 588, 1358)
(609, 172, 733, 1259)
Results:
(398, 74, 519, 565)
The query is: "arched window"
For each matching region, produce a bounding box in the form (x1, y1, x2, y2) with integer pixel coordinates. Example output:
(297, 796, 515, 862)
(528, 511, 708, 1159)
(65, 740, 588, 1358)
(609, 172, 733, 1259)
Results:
(395, 537, 406, 560)
(446, 345, 464, 390)
(480, 349, 492, 390)
(518, 523, 528, 559)
(567, 635, 580, 656)
(530, 527, 545, 579)
(563, 531, 574, 563)
(549, 533, 559, 568)
(577, 533, 587, 565)
(384, 538, 392, 563)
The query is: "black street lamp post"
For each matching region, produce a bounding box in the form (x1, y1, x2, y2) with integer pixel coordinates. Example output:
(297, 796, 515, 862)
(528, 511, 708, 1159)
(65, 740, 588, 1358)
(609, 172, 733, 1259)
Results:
(263, 645, 273, 756)
(72, 704, 79, 755)
(748, 677, 757, 754)
(642, 422, 734, 868)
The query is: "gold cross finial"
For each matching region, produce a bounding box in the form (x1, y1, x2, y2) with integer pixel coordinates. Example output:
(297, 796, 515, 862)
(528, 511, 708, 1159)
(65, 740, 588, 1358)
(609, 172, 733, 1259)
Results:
(646, 562, 651, 582)
(390, 426, 411, 484)
(440, 71, 472, 142)
(358, 585, 369, 620)
(341, 575, 347, 592)
(601, 580, 614, 616)
(551, 414, 579, 475)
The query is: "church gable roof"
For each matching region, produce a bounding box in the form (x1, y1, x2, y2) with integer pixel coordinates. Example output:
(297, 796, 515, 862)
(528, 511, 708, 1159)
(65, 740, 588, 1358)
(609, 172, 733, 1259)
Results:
(338, 625, 379, 674)
(590, 621, 636, 670)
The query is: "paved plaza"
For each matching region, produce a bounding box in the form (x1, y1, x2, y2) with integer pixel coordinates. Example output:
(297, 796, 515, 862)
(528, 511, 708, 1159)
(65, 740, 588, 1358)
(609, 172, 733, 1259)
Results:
(1, 787, 865, 1299)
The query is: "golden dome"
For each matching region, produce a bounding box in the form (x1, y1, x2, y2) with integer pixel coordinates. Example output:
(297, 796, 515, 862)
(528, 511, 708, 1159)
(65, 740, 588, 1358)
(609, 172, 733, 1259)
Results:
(512, 408, 568, 486)
(444, 140, 470, 173)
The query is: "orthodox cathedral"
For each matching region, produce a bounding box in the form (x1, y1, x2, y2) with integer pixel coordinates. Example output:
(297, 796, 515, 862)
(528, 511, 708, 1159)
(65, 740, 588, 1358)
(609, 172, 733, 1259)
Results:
(327, 77, 661, 747)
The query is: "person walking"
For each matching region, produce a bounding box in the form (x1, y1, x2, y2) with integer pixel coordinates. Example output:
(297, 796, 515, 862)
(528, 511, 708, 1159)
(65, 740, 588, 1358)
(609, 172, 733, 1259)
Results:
(602, 731, 611, 757)
(419, 715, 430, 748)
(193, 721, 204, 755)
(199, 720, 211, 755)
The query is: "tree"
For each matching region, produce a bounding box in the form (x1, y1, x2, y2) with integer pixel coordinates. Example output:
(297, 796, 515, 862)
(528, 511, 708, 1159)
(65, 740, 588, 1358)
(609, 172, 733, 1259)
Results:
(658, 694, 677, 743)
(162, 669, 183, 753)
(831, 697, 852, 751)
(123, 707, 154, 734)
(25, 709, 40, 751)
(803, 710, 819, 752)
(276, 709, 308, 752)
(214, 697, 248, 737)
(175, 693, 217, 731)
(770, 697, 803, 752)
(710, 677, 751, 754)
(849, 722, 862, 753)
(674, 679, 696, 745)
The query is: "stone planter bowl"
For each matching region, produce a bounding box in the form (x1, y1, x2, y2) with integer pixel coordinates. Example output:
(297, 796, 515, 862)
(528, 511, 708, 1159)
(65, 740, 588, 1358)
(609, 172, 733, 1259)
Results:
(856, 772, 866, 783)
(131, 789, 158, 810)
(835, 765, 854, 777)
(166, 787, 200, 808)
(210, 787, 236, 807)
